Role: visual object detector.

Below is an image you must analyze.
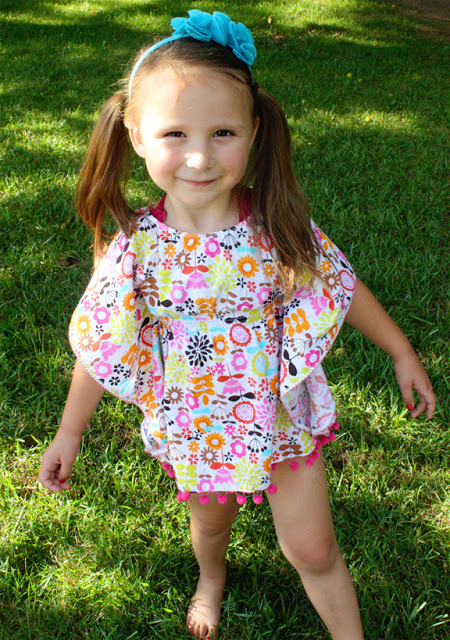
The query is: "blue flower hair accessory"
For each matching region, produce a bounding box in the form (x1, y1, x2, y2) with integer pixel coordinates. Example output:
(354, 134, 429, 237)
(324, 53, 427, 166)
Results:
(129, 10, 256, 97)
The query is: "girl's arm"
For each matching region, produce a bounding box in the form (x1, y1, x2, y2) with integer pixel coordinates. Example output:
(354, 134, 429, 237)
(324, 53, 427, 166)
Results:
(38, 360, 105, 493)
(345, 277, 436, 419)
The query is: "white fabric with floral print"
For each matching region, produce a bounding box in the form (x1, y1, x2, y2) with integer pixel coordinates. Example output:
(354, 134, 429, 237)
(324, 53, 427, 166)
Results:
(69, 198, 355, 499)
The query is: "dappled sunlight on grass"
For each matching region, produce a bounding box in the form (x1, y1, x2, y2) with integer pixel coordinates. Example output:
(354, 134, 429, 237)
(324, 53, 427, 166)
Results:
(1, 0, 448, 638)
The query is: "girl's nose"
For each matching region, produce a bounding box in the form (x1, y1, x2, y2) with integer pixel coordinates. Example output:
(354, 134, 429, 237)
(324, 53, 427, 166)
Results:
(185, 149, 213, 171)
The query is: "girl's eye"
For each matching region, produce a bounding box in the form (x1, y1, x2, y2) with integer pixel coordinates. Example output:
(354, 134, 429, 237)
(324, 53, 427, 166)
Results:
(166, 131, 185, 138)
(214, 130, 233, 137)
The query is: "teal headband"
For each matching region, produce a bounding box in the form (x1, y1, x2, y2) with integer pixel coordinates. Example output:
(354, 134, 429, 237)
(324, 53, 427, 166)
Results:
(128, 10, 257, 97)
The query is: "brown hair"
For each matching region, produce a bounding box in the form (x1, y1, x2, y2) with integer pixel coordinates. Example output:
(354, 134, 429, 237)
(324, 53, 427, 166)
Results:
(76, 37, 319, 297)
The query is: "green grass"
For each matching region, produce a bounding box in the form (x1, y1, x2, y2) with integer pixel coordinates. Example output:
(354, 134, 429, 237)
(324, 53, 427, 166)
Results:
(0, 0, 449, 638)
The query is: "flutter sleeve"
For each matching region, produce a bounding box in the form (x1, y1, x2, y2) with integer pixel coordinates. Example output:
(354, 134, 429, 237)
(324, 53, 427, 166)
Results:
(68, 221, 163, 415)
(279, 221, 356, 403)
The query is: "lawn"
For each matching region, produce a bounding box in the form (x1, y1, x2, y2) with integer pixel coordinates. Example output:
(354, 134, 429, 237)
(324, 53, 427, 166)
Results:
(0, 1, 448, 639)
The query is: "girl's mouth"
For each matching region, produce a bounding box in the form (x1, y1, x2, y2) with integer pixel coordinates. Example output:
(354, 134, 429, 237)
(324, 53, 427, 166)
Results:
(180, 179, 217, 187)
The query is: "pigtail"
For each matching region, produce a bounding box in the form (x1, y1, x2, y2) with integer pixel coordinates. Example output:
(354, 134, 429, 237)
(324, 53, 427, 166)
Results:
(76, 91, 134, 259)
(246, 87, 320, 300)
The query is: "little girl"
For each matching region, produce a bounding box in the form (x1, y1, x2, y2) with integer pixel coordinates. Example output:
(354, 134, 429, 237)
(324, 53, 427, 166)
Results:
(39, 10, 436, 640)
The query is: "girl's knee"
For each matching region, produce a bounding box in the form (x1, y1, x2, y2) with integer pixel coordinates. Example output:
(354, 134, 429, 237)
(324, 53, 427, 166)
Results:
(279, 531, 340, 574)
(189, 496, 239, 537)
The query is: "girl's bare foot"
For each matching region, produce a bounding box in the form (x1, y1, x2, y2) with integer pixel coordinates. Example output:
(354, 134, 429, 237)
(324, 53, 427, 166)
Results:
(186, 573, 225, 639)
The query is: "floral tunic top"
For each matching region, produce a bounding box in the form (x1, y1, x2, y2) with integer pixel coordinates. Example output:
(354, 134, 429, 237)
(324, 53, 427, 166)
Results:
(69, 197, 356, 504)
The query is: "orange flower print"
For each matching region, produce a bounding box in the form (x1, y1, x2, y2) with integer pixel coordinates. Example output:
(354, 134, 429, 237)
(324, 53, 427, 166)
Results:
(284, 309, 310, 338)
(237, 256, 259, 278)
(138, 349, 152, 367)
(213, 335, 229, 355)
(270, 375, 279, 395)
(189, 440, 200, 453)
(320, 259, 331, 273)
(183, 234, 201, 252)
(78, 334, 94, 351)
(193, 416, 213, 433)
(263, 457, 273, 473)
(123, 292, 135, 312)
(263, 262, 275, 278)
(76, 315, 90, 334)
(165, 243, 176, 258)
(205, 432, 225, 450)
(196, 298, 217, 318)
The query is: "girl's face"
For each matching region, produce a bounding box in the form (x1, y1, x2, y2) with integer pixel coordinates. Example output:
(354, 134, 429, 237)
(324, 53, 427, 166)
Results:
(127, 68, 259, 228)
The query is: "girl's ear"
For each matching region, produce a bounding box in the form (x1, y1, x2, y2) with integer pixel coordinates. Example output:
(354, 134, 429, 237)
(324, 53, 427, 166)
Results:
(128, 125, 146, 159)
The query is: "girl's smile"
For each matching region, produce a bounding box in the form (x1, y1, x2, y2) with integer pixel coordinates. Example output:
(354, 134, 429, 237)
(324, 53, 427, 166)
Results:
(127, 69, 259, 233)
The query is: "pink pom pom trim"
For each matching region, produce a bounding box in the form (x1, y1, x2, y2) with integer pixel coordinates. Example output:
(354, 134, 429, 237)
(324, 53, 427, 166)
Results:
(199, 495, 210, 505)
(217, 494, 228, 504)
(253, 493, 264, 504)
(267, 483, 277, 494)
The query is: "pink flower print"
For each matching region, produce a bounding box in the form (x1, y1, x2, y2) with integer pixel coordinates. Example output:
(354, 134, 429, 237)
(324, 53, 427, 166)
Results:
(93, 306, 110, 325)
(257, 286, 271, 305)
(93, 361, 112, 378)
(230, 440, 246, 458)
(136, 309, 142, 321)
(256, 399, 277, 429)
(224, 424, 236, 436)
(205, 238, 221, 258)
(197, 478, 214, 493)
(83, 299, 91, 312)
(118, 234, 128, 251)
(213, 468, 233, 484)
(222, 377, 246, 395)
(175, 410, 192, 429)
(172, 322, 188, 349)
(231, 353, 248, 371)
(305, 349, 321, 367)
(187, 270, 208, 289)
(171, 285, 188, 304)
(310, 292, 328, 316)
(99, 340, 120, 360)
(214, 362, 226, 375)
(237, 300, 253, 311)
(186, 393, 199, 410)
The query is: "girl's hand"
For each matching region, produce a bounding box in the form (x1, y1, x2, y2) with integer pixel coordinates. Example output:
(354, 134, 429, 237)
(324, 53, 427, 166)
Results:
(38, 429, 82, 493)
(393, 351, 436, 420)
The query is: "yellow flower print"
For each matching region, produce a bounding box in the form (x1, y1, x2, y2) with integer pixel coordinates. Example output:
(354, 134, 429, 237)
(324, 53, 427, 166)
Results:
(233, 459, 265, 491)
(173, 463, 198, 491)
(76, 315, 91, 334)
(237, 256, 259, 278)
(123, 292, 135, 312)
(193, 416, 213, 433)
(205, 432, 226, 450)
(183, 234, 201, 252)
(284, 309, 310, 338)
(109, 314, 136, 342)
(274, 402, 292, 432)
(165, 352, 190, 384)
(213, 335, 228, 355)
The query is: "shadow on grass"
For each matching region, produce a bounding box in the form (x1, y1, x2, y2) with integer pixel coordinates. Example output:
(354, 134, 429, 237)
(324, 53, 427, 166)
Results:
(0, 491, 447, 639)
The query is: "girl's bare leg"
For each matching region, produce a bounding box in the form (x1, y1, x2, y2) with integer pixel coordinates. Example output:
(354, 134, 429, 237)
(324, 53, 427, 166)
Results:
(187, 495, 240, 639)
(265, 452, 364, 640)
